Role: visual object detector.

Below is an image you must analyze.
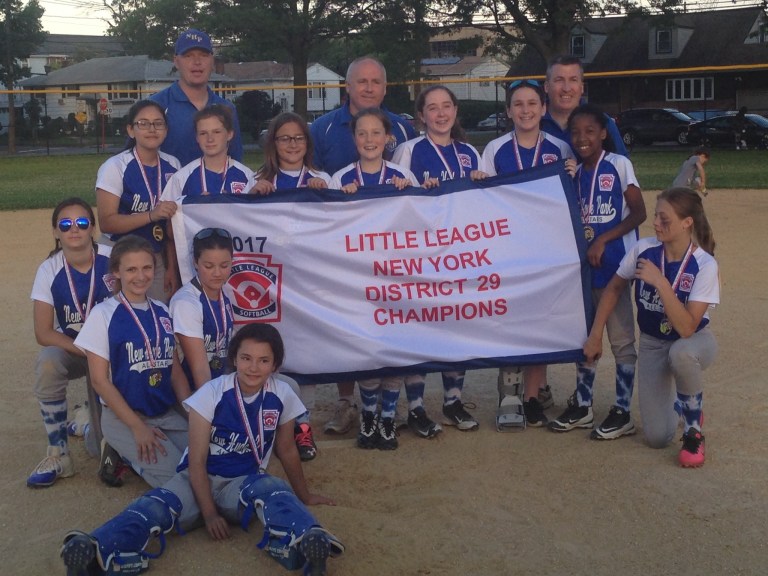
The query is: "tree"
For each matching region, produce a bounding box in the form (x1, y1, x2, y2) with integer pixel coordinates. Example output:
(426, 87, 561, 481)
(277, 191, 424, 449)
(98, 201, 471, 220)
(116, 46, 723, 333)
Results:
(104, 0, 197, 58)
(451, 0, 685, 61)
(1, 0, 46, 153)
(235, 90, 281, 139)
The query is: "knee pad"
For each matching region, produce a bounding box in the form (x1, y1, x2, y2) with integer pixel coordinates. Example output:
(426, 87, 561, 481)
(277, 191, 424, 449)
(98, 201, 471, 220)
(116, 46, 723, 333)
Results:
(239, 474, 342, 570)
(89, 487, 182, 574)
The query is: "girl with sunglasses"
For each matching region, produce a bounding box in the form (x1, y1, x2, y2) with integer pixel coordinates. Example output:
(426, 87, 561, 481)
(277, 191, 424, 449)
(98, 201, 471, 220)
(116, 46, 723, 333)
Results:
(391, 85, 487, 438)
(169, 228, 235, 394)
(481, 79, 575, 428)
(96, 100, 181, 303)
(253, 112, 331, 194)
(27, 198, 114, 488)
(75, 235, 189, 488)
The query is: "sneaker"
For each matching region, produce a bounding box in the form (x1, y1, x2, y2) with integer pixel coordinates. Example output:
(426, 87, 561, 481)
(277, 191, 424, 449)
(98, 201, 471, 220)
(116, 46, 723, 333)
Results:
(27, 446, 74, 488)
(61, 531, 97, 574)
(323, 399, 358, 435)
(377, 416, 399, 450)
(98, 439, 128, 487)
(441, 401, 479, 431)
(357, 411, 379, 449)
(295, 422, 318, 461)
(537, 385, 554, 410)
(408, 406, 443, 438)
(591, 406, 636, 440)
(548, 404, 594, 432)
(66, 403, 90, 437)
(523, 397, 549, 427)
(679, 429, 706, 468)
(300, 527, 331, 576)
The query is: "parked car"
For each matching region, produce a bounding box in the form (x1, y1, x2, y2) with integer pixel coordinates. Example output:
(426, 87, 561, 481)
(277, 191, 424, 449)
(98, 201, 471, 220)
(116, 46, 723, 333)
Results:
(399, 112, 415, 127)
(615, 108, 695, 147)
(476, 112, 507, 131)
(687, 113, 768, 149)
(686, 109, 735, 122)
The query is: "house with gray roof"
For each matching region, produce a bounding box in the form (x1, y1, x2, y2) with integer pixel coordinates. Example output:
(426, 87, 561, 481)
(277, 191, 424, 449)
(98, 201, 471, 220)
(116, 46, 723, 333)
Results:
(18, 55, 235, 127)
(507, 6, 768, 115)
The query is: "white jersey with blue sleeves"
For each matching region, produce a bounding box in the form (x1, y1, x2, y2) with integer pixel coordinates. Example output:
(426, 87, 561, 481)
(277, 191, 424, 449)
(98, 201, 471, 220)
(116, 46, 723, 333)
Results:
(161, 158, 255, 201)
(329, 160, 417, 189)
(392, 136, 481, 184)
(30, 244, 114, 339)
(480, 131, 573, 177)
(179, 374, 305, 477)
(74, 296, 177, 416)
(257, 167, 331, 190)
(169, 281, 234, 380)
(577, 152, 640, 288)
(617, 237, 719, 341)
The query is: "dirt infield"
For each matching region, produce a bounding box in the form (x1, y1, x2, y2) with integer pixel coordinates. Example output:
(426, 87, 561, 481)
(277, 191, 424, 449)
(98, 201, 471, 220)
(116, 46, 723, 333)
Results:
(2, 189, 766, 575)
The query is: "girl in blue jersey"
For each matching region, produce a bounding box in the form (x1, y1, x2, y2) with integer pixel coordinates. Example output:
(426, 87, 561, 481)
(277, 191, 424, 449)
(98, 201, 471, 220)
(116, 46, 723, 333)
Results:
(75, 236, 189, 488)
(27, 198, 114, 488)
(329, 108, 416, 193)
(549, 103, 647, 440)
(391, 85, 487, 437)
(169, 227, 235, 393)
(584, 188, 718, 467)
(62, 323, 343, 576)
(481, 80, 576, 427)
(96, 100, 181, 302)
(253, 112, 331, 194)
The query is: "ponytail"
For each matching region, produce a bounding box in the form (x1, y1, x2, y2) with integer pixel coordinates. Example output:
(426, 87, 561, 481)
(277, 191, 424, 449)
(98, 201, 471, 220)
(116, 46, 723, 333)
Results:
(658, 187, 716, 255)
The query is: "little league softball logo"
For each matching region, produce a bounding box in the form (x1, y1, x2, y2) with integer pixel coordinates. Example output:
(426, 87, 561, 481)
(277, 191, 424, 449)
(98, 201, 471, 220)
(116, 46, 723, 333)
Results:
(227, 254, 282, 322)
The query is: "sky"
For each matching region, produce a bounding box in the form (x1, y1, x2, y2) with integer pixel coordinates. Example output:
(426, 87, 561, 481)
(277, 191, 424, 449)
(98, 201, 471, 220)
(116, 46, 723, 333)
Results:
(40, 0, 110, 35)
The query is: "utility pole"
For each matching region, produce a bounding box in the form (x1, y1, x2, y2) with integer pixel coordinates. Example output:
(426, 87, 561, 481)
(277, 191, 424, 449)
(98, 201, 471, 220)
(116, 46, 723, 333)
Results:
(4, 0, 17, 154)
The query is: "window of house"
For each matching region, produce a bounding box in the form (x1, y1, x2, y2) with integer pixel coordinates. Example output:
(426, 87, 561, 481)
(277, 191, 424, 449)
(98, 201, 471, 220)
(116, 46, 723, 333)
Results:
(666, 77, 714, 101)
(109, 82, 138, 100)
(571, 35, 585, 58)
(656, 29, 672, 54)
(478, 77, 490, 87)
(308, 82, 326, 99)
(430, 41, 458, 59)
(759, 22, 768, 43)
(61, 85, 80, 98)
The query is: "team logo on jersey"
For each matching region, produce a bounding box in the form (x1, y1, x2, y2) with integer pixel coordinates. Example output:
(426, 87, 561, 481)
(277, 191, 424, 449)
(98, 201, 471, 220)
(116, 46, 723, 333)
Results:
(227, 253, 282, 323)
(102, 273, 116, 292)
(542, 153, 558, 164)
(230, 181, 247, 195)
(458, 153, 472, 168)
(679, 273, 695, 292)
(599, 174, 615, 191)
(160, 316, 173, 334)
(262, 409, 279, 430)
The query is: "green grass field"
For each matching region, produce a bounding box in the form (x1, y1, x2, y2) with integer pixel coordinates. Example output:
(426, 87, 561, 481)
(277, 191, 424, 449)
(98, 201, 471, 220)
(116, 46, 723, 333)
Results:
(0, 146, 763, 211)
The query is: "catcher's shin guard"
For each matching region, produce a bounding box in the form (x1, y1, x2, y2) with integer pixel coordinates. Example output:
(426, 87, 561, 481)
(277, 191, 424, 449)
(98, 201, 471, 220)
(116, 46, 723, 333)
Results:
(62, 487, 182, 575)
(497, 366, 526, 431)
(239, 474, 344, 571)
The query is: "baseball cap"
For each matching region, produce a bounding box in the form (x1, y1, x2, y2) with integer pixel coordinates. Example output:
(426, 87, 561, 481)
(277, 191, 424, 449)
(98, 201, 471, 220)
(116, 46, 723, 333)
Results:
(175, 29, 213, 55)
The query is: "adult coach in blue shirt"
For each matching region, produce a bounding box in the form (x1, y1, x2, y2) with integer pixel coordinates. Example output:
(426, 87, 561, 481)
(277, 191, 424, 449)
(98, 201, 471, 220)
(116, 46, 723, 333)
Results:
(311, 56, 416, 176)
(151, 29, 243, 166)
(541, 55, 628, 158)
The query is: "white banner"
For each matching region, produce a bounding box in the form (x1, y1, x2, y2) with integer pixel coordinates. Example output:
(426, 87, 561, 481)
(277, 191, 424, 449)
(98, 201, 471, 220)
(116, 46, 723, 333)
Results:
(171, 162, 592, 383)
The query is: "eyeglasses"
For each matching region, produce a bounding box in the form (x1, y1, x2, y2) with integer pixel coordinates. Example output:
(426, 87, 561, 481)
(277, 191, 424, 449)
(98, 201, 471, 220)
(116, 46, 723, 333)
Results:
(508, 79, 541, 90)
(133, 119, 167, 131)
(275, 135, 307, 145)
(58, 217, 91, 232)
(194, 227, 232, 241)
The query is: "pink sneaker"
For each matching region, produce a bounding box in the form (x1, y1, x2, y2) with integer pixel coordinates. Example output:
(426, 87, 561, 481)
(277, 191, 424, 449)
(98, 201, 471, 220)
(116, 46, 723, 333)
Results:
(679, 429, 706, 468)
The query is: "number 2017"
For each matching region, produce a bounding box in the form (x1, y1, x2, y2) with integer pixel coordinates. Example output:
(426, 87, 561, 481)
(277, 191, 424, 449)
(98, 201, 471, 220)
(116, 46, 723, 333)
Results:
(232, 236, 266, 253)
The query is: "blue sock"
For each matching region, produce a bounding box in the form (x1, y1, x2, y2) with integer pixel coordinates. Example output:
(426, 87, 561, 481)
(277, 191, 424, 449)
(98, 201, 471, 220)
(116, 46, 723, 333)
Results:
(405, 377, 425, 410)
(380, 388, 400, 419)
(40, 400, 68, 453)
(677, 391, 703, 433)
(441, 371, 465, 406)
(359, 387, 379, 414)
(615, 363, 636, 411)
(576, 363, 596, 406)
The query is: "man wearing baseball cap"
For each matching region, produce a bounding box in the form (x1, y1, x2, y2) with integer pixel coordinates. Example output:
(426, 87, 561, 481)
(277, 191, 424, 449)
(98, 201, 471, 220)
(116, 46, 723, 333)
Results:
(151, 28, 243, 165)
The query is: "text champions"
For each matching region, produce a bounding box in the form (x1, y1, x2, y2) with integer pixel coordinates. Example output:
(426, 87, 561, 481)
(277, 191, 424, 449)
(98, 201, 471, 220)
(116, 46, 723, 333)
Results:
(346, 219, 512, 326)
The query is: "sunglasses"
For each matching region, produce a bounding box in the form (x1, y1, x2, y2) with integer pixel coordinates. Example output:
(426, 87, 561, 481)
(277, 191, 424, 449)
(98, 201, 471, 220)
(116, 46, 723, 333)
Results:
(58, 217, 91, 232)
(508, 79, 541, 89)
(194, 227, 232, 241)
